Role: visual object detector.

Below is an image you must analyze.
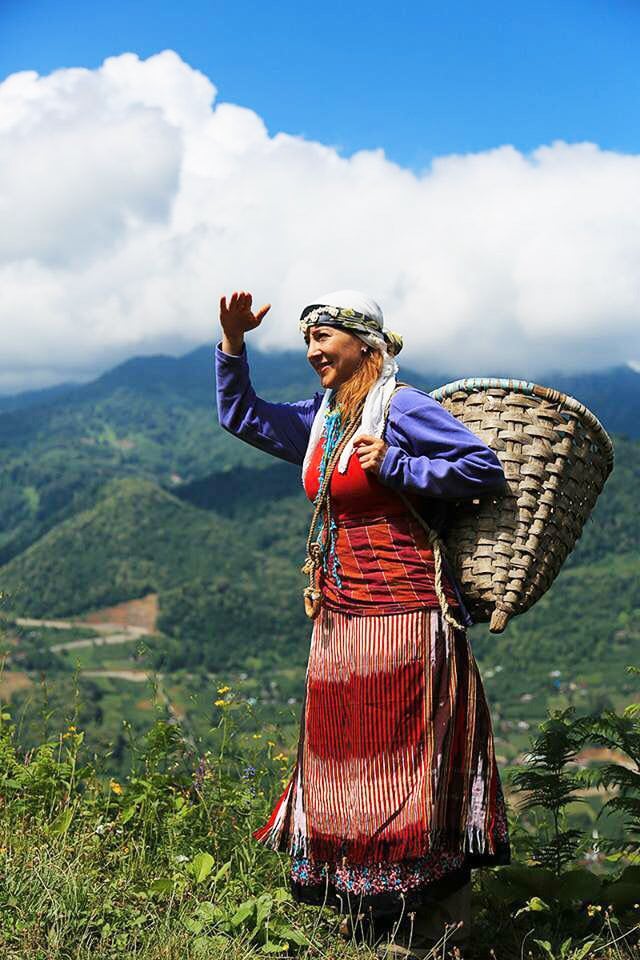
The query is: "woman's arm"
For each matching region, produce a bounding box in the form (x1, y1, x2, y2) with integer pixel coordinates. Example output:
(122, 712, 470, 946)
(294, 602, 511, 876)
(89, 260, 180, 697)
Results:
(378, 388, 506, 499)
(216, 342, 322, 465)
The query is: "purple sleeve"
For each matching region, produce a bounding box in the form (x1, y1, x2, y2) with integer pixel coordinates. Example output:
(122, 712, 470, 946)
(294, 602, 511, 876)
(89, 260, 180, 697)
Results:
(378, 389, 506, 499)
(215, 342, 321, 465)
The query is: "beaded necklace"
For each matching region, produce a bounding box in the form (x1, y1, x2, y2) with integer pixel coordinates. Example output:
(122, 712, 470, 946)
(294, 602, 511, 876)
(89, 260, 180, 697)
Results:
(313, 398, 343, 587)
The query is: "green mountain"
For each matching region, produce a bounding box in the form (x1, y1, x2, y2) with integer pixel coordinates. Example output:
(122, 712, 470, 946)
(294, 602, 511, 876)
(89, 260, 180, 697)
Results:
(0, 343, 637, 572)
(0, 344, 638, 761)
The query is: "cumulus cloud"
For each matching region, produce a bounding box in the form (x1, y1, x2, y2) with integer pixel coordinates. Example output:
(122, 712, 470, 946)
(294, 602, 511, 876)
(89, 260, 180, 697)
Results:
(1, 50, 639, 392)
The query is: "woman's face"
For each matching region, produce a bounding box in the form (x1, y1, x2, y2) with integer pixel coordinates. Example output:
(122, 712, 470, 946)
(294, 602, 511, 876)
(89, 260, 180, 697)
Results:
(305, 325, 365, 389)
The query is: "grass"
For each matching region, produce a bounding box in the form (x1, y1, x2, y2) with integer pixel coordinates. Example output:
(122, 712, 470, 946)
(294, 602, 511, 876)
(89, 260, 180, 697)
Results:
(1, 675, 640, 958)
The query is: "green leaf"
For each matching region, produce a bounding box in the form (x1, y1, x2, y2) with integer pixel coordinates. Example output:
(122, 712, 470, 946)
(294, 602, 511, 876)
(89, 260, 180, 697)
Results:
(120, 805, 138, 824)
(148, 878, 173, 895)
(255, 893, 272, 930)
(230, 900, 255, 928)
(213, 860, 231, 882)
(261, 943, 288, 954)
(573, 941, 597, 960)
(49, 807, 73, 836)
(533, 940, 554, 958)
(190, 852, 214, 883)
(193, 937, 213, 955)
(514, 896, 550, 917)
(269, 922, 309, 946)
(272, 887, 292, 903)
(195, 902, 224, 922)
(182, 918, 204, 934)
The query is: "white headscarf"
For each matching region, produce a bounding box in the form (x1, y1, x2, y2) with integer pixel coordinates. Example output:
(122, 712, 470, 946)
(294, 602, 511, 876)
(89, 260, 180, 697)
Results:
(300, 290, 399, 486)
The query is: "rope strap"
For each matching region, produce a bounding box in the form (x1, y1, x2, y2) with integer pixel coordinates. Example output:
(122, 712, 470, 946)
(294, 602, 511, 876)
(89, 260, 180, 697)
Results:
(383, 385, 464, 632)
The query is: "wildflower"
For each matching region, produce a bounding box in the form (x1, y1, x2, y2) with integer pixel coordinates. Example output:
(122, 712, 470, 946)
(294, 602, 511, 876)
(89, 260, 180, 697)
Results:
(267, 740, 275, 747)
(242, 765, 256, 780)
(587, 904, 602, 917)
(109, 779, 123, 795)
(274, 752, 289, 762)
(214, 699, 229, 708)
(217, 685, 231, 695)
(252, 733, 262, 739)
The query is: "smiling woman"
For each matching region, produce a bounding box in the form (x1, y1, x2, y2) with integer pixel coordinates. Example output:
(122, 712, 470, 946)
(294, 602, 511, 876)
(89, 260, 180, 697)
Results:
(215, 289, 509, 957)
(306, 325, 375, 389)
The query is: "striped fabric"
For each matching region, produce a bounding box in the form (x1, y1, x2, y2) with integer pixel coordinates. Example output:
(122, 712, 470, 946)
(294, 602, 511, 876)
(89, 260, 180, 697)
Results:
(303, 433, 458, 615)
(253, 436, 510, 871)
(322, 514, 458, 614)
(253, 605, 509, 865)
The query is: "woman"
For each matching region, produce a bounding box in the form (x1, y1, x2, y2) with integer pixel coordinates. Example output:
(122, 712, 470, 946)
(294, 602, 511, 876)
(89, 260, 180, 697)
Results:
(215, 289, 510, 958)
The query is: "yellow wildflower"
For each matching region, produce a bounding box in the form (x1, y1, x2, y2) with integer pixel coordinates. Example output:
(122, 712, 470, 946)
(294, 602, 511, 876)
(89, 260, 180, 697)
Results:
(214, 699, 229, 708)
(267, 740, 275, 747)
(109, 779, 123, 795)
(586, 904, 602, 917)
(252, 733, 262, 740)
(68, 724, 77, 732)
(274, 753, 289, 762)
(217, 685, 231, 695)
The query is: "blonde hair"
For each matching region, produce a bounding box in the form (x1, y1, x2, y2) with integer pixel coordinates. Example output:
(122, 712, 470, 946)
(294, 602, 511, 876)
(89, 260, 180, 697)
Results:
(335, 348, 383, 422)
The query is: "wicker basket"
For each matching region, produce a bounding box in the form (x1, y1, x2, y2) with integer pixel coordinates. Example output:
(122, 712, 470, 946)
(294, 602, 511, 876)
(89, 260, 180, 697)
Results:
(429, 379, 614, 634)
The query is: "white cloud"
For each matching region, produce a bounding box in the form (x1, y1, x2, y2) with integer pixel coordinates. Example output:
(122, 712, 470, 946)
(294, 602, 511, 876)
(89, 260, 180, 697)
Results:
(1, 50, 639, 392)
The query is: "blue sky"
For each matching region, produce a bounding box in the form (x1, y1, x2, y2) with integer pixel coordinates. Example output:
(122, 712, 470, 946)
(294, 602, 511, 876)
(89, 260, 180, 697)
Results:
(2, 0, 639, 168)
(1, 0, 639, 390)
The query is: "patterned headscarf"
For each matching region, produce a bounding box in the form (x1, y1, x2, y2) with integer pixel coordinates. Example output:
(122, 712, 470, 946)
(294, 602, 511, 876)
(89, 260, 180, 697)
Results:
(300, 290, 403, 483)
(299, 290, 403, 357)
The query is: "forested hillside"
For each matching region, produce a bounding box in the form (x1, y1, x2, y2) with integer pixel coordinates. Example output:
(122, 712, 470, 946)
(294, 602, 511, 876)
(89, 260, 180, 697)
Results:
(0, 344, 638, 767)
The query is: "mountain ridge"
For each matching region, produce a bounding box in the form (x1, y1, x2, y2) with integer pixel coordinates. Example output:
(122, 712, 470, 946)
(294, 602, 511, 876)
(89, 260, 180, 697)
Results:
(1, 343, 638, 436)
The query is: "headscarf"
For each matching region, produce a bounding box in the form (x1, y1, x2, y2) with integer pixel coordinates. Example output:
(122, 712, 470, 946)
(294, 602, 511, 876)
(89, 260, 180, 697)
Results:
(300, 290, 404, 483)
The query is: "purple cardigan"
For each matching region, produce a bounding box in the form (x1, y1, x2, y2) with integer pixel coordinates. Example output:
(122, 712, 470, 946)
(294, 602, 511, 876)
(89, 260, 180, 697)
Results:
(215, 343, 506, 623)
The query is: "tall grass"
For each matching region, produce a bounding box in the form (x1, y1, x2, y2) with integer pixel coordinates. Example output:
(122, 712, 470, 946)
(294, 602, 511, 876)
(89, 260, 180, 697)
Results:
(1, 684, 639, 959)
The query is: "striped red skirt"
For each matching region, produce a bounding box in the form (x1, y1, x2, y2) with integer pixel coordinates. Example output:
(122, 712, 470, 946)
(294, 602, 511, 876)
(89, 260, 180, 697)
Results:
(254, 605, 510, 875)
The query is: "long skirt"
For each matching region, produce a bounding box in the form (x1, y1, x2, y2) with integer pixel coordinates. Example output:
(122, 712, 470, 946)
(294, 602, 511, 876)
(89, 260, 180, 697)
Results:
(254, 605, 510, 916)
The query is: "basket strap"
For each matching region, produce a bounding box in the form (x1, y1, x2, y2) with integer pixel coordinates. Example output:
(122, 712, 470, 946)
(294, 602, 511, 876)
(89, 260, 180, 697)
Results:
(383, 385, 464, 632)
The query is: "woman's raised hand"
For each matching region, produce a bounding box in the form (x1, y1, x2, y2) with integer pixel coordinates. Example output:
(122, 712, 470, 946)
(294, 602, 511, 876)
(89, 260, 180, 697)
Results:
(219, 291, 271, 355)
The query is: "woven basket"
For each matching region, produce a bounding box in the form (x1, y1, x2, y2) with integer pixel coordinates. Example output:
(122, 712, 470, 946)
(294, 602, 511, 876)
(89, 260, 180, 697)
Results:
(429, 378, 614, 634)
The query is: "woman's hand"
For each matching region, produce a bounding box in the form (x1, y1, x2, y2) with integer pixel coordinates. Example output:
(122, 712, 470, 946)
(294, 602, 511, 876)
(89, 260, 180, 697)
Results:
(353, 435, 389, 474)
(220, 290, 271, 355)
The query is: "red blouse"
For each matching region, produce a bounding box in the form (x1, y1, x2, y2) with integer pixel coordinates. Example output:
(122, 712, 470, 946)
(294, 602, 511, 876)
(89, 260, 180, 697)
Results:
(304, 437, 458, 616)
